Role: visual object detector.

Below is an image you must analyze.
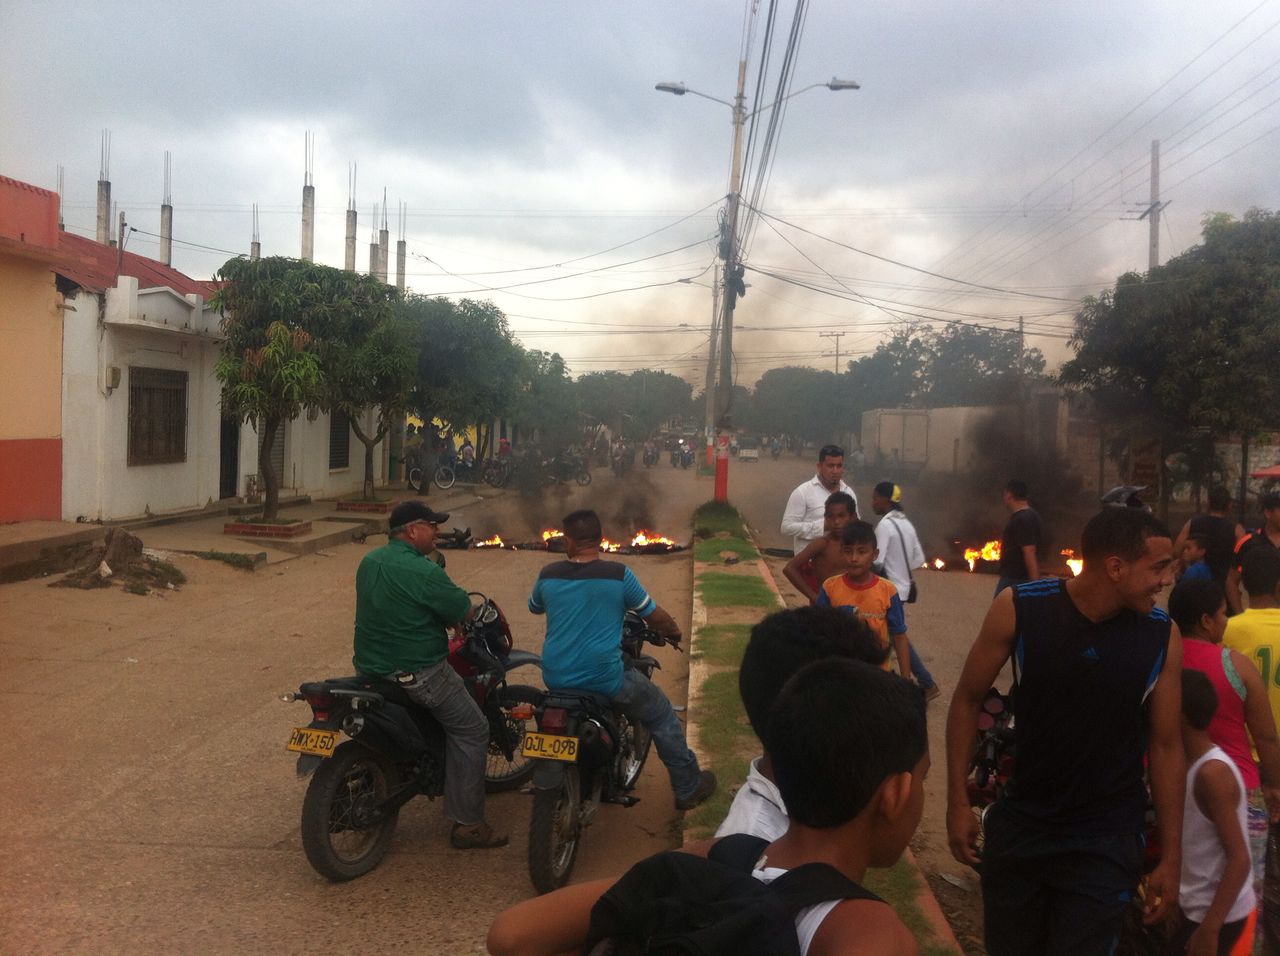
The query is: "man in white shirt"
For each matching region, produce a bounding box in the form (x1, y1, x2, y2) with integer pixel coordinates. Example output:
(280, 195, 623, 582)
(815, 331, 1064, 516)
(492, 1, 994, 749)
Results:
(780, 444, 858, 554)
(872, 481, 939, 701)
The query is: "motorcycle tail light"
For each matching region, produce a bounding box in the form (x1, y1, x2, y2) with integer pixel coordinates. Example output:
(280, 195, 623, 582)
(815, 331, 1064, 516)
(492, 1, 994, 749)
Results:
(304, 691, 335, 710)
(540, 707, 568, 732)
(510, 703, 534, 720)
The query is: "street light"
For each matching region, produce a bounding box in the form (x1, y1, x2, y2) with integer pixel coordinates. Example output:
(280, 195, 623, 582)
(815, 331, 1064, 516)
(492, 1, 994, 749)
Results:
(657, 72, 858, 499)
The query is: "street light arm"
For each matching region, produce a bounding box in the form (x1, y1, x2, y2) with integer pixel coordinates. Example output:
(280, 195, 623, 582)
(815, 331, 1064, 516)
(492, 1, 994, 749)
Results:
(745, 78, 860, 120)
(654, 82, 736, 109)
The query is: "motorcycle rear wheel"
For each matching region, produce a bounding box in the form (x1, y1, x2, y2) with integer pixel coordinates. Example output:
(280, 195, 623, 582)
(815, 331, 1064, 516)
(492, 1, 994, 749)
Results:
(434, 465, 456, 490)
(485, 684, 540, 792)
(528, 766, 582, 894)
(300, 741, 399, 882)
(616, 714, 652, 791)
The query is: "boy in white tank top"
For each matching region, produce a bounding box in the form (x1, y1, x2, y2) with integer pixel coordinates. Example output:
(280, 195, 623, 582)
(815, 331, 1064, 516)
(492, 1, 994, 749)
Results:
(1178, 669, 1256, 954)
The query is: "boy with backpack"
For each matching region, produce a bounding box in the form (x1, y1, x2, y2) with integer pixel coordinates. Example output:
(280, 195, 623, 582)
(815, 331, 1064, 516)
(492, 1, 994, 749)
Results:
(486, 657, 928, 956)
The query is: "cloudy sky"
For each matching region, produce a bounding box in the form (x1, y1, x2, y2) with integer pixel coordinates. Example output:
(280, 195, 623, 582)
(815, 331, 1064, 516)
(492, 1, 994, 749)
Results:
(4, 0, 1278, 385)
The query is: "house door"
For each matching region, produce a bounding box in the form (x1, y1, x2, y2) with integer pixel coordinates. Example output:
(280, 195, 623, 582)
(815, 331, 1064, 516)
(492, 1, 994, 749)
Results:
(219, 415, 240, 499)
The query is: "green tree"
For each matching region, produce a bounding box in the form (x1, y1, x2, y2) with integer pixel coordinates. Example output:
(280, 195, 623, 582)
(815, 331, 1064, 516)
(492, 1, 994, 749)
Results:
(923, 323, 1045, 407)
(752, 366, 847, 444)
(402, 296, 527, 459)
(517, 350, 582, 449)
(1060, 208, 1280, 512)
(215, 258, 336, 520)
(845, 326, 929, 419)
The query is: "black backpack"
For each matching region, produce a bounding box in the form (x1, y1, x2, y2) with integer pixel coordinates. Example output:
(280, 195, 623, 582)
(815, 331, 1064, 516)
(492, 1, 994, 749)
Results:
(582, 833, 885, 956)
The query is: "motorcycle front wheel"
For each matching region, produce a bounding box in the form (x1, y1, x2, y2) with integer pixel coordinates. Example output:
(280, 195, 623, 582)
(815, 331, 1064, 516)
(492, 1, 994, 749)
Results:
(300, 741, 399, 882)
(434, 465, 456, 490)
(485, 684, 540, 792)
(528, 765, 582, 894)
(575, 470, 591, 487)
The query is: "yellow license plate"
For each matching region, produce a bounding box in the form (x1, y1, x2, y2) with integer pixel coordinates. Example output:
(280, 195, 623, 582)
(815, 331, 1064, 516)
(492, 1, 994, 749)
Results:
(286, 726, 339, 757)
(521, 731, 579, 762)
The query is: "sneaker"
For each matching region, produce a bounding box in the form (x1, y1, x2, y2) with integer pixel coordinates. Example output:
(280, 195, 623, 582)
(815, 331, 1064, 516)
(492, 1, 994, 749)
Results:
(923, 684, 942, 703)
(450, 821, 509, 850)
(675, 771, 717, 811)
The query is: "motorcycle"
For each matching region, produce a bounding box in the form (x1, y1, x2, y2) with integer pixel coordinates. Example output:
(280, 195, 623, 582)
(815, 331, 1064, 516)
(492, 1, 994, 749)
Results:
(523, 611, 677, 893)
(284, 593, 542, 882)
(679, 445, 694, 469)
(642, 446, 659, 469)
(483, 457, 513, 488)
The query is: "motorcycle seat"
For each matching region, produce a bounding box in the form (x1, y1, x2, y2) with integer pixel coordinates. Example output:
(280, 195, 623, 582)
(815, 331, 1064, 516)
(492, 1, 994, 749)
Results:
(543, 687, 614, 713)
(305, 674, 415, 708)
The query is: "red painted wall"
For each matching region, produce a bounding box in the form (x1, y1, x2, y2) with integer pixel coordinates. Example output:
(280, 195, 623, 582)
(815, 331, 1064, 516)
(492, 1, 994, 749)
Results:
(0, 438, 62, 521)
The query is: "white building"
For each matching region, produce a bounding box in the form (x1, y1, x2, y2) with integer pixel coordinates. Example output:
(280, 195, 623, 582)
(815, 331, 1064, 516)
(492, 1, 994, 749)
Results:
(57, 233, 383, 521)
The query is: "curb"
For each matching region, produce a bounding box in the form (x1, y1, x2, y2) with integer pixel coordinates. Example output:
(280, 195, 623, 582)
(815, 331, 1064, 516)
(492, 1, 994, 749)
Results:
(684, 520, 963, 954)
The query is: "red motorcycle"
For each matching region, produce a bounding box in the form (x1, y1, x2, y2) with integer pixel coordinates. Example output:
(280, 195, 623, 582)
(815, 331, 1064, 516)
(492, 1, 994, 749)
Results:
(283, 593, 542, 881)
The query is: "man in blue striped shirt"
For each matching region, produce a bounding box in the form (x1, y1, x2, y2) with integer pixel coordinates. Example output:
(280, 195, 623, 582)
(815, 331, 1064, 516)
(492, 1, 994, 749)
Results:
(529, 509, 715, 811)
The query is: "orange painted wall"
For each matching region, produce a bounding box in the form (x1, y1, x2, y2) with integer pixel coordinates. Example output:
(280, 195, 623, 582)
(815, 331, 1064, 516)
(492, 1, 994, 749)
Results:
(0, 438, 61, 521)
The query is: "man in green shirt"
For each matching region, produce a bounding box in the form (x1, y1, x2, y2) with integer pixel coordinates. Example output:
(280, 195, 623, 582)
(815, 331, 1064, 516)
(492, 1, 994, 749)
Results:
(353, 500, 507, 850)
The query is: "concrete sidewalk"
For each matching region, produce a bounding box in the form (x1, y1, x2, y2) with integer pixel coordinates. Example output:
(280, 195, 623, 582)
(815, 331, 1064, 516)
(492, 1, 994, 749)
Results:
(0, 483, 506, 580)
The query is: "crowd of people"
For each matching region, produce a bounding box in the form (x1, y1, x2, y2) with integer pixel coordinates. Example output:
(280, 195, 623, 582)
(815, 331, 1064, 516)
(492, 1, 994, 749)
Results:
(360, 427, 1280, 954)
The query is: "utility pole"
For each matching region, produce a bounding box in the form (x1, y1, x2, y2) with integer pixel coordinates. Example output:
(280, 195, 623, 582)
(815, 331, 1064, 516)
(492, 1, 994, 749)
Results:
(703, 263, 721, 466)
(1136, 139, 1168, 271)
(818, 331, 845, 373)
(713, 56, 749, 503)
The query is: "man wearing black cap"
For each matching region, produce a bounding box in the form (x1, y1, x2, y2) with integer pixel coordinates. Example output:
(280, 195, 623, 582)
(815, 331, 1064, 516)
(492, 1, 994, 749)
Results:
(353, 500, 507, 849)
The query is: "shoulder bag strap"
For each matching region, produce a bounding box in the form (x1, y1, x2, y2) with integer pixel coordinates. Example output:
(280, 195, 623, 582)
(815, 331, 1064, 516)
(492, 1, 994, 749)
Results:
(890, 518, 914, 585)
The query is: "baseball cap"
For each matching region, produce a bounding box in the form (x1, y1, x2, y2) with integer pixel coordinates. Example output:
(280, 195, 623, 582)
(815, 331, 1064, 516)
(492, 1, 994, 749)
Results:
(389, 500, 450, 533)
(873, 481, 902, 504)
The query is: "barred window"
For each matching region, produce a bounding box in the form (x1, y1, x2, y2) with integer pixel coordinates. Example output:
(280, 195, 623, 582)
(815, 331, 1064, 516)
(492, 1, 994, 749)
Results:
(128, 367, 187, 465)
(329, 409, 351, 469)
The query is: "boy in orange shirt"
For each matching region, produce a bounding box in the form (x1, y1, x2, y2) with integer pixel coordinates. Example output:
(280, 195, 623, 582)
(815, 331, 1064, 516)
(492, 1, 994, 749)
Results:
(784, 492, 857, 604)
(816, 520, 913, 680)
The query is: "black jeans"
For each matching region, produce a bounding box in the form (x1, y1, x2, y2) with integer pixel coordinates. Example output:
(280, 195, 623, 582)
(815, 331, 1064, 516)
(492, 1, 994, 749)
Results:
(981, 801, 1145, 956)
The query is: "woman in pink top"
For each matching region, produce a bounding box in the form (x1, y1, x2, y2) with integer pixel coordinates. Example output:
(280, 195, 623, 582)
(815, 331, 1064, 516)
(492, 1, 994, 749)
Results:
(1171, 578, 1280, 926)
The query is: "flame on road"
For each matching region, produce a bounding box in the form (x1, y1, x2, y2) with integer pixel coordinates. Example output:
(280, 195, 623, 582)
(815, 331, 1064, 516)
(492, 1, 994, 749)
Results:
(1061, 548, 1083, 576)
(932, 558, 946, 570)
(541, 529, 564, 542)
(631, 530, 677, 548)
(475, 534, 506, 549)
(963, 540, 1002, 572)
(600, 538, 621, 553)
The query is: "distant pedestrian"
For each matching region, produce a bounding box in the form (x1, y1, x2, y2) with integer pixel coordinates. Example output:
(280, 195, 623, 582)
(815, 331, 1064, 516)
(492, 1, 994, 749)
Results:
(780, 444, 857, 555)
(1179, 533, 1214, 583)
(872, 482, 939, 702)
(995, 479, 1042, 596)
(1173, 486, 1245, 592)
(1227, 492, 1280, 616)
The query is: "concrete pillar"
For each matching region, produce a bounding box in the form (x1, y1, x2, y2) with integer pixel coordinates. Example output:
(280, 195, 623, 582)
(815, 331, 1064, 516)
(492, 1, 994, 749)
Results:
(301, 184, 315, 261)
(96, 180, 111, 245)
(396, 239, 406, 293)
(160, 203, 173, 265)
(251, 240, 261, 261)
(344, 208, 357, 271)
(378, 227, 389, 283)
(369, 240, 379, 277)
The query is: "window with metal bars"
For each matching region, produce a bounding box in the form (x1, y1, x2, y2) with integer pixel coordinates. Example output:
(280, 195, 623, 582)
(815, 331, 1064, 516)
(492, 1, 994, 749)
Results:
(329, 409, 351, 469)
(127, 367, 188, 465)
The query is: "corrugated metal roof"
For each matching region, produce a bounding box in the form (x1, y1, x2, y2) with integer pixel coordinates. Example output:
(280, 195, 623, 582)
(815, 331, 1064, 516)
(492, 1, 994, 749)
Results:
(57, 231, 220, 298)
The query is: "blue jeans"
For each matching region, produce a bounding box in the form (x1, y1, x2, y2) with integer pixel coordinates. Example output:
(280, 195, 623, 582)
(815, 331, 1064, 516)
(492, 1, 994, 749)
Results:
(612, 668, 703, 801)
(402, 658, 489, 826)
(909, 643, 935, 688)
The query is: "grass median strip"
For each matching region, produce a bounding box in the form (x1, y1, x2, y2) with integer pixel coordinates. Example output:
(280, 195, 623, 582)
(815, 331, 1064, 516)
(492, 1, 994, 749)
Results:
(697, 571, 776, 607)
(690, 623, 752, 668)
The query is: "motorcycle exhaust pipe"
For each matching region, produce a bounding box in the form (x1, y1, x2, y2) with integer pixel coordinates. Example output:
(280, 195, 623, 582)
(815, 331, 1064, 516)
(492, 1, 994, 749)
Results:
(342, 713, 366, 737)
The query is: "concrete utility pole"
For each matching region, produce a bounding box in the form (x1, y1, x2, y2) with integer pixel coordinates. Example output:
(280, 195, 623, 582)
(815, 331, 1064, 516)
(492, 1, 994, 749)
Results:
(1137, 139, 1168, 271)
(250, 204, 261, 261)
(818, 331, 845, 373)
(368, 202, 379, 278)
(301, 131, 315, 262)
(702, 263, 721, 466)
(396, 201, 407, 294)
(378, 188, 389, 283)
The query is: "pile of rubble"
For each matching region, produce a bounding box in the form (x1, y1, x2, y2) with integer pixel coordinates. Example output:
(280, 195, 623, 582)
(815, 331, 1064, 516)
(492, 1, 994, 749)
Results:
(51, 528, 186, 595)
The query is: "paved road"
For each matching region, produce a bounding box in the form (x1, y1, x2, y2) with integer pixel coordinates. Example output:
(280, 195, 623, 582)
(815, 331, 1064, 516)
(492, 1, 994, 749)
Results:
(3, 456, 1003, 953)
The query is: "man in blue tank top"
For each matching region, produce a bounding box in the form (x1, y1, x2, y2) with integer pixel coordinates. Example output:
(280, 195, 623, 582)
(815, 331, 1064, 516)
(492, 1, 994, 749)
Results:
(944, 507, 1183, 956)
